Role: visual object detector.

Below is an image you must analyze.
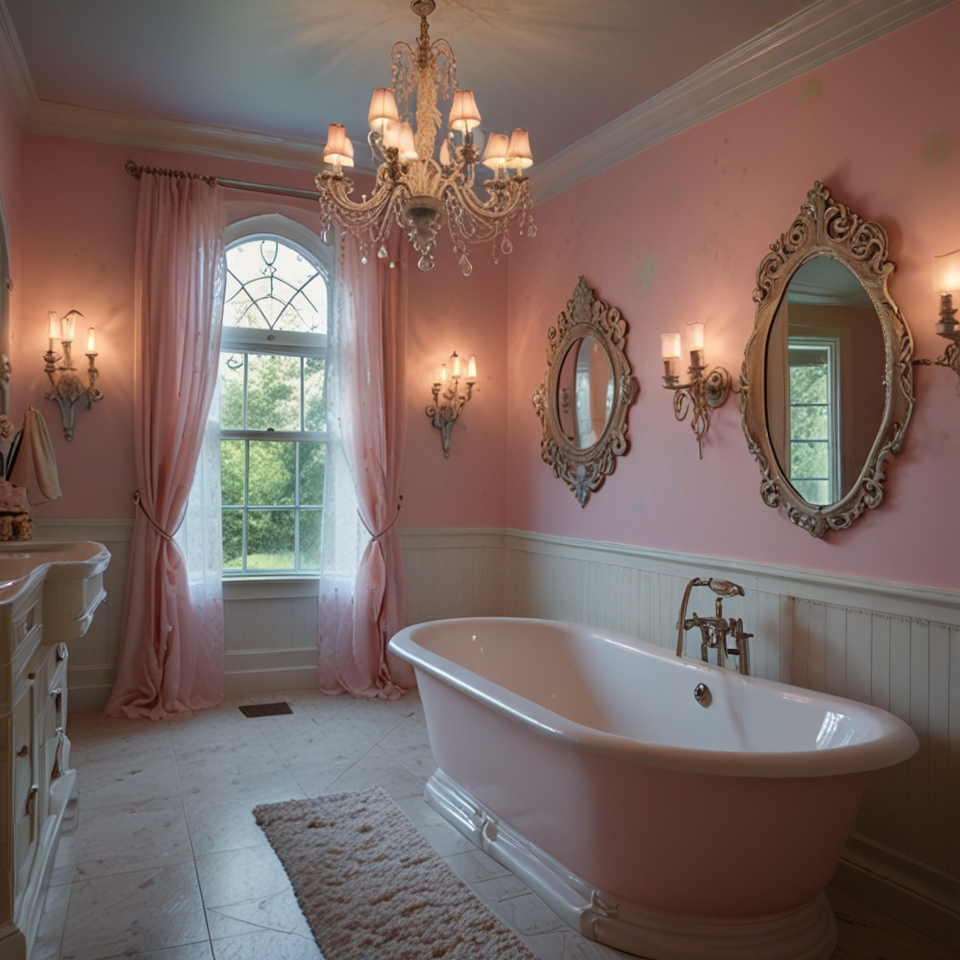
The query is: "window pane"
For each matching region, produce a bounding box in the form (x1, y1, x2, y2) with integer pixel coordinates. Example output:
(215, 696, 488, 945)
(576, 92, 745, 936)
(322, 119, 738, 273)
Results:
(790, 405, 828, 442)
(791, 440, 829, 479)
(304, 357, 326, 431)
(221, 440, 245, 506)
(794, 479, 830, 504)
(789, 364, 828, 404)
(224, 239, 328, 334)
(299, 442, 325, 506)
(222, 510, 244, 570)
(245, 509, 295, 570)
(246, 354, 301, 431)
(248, 441, 295, 506)
(299, 510, 323, 570)
(220, 353, 245, 429)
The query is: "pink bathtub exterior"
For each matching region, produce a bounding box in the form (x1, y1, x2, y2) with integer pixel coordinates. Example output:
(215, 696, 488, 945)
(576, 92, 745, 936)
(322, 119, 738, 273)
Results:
(389, 617, 918, 922)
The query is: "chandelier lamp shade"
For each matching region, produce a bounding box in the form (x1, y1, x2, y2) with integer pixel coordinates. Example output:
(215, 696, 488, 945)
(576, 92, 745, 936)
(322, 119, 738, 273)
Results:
(315, 0, 536, 275)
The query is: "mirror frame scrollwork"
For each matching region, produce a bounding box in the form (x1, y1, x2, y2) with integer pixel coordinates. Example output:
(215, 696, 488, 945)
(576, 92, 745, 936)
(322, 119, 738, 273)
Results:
(533, 276, 638, 506)
(740, 181, 915, 538)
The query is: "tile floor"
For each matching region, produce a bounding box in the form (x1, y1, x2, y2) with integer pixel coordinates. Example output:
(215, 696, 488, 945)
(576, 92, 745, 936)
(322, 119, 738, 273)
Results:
(32, 689, 958, 960)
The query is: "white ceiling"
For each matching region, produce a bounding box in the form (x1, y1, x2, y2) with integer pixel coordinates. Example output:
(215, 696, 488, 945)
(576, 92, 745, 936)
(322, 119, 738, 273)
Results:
(5, 0, 818, 164)
(1, 0, 950, 193)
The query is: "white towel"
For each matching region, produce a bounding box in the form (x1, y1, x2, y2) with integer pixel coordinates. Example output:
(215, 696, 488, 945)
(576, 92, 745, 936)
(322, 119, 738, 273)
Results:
(9, 407, 62, 504)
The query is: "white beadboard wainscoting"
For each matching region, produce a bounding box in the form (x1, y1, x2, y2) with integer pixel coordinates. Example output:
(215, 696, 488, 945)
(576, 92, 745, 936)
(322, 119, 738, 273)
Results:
(32, 519, 959, 946)
(400, 526, 960, 950)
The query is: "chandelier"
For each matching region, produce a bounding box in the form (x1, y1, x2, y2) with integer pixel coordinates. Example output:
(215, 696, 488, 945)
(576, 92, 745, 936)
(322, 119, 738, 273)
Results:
(315, 0, 536, 275)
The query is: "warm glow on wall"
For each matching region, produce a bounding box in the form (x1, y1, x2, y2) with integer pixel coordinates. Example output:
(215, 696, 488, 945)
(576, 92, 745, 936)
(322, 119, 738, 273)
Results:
(427, 350, 477, 458)
(43, 309, 103, 440)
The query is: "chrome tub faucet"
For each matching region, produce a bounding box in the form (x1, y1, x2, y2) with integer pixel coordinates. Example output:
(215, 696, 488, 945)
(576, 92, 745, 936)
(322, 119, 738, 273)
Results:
(676, 578, 753, 675)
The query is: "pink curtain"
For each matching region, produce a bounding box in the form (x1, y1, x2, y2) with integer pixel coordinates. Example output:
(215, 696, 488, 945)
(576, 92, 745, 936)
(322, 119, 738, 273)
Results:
(105, 174, 226, 720)
(318, 234, 414, 698)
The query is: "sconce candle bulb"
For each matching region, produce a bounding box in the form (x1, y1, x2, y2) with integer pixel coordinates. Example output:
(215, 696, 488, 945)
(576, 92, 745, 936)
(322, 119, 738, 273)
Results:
(918, 250, 960, 380)
(661, 321, 735, 458)
(43, 309, 103, 440)
(426, 350, 476, 458)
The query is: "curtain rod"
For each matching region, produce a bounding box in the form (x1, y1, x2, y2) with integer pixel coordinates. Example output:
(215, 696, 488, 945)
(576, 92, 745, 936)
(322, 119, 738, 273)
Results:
(124, 160, 320, 202)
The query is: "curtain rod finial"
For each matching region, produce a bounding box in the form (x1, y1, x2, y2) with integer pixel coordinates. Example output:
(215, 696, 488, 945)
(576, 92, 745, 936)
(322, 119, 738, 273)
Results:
(124, 160, 143, 179)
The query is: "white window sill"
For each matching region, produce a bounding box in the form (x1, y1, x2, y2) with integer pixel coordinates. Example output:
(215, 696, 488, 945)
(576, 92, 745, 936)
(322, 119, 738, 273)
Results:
(222, 577, 320, 601)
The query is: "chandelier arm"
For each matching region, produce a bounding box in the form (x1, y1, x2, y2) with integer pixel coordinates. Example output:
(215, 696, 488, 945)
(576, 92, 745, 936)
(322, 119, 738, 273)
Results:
(319, 0, 534, 271)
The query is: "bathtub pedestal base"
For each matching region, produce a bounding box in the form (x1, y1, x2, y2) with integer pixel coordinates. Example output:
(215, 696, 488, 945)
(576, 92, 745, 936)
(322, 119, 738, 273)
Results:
(426, 769, 838, 960)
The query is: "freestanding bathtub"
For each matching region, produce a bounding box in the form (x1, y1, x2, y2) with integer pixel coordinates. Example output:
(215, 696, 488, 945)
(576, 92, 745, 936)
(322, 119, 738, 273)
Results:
(388, 617, 918, 960)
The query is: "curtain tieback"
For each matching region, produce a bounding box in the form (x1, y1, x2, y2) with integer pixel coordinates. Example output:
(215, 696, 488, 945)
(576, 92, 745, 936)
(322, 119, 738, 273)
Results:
(360, 495, 403, 544)
(133, 491, 182, 541)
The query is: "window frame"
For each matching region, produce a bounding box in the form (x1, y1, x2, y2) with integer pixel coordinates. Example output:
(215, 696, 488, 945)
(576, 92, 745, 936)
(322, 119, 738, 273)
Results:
(787, 335, 842, 505)
(220, 215, 335, 580)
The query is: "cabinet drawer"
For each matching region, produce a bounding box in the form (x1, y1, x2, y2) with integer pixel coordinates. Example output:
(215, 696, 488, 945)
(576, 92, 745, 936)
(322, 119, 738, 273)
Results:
(12, 687, 35, 893)
(11, 591, 43, 660)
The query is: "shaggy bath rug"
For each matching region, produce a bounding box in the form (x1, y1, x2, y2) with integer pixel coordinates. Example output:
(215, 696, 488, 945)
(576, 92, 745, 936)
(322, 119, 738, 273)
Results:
(253, 787, 538, 960)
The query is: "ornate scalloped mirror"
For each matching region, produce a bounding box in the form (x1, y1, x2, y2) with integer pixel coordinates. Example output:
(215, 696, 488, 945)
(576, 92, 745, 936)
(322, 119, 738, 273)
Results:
(741, 182, 914, 537)
(533, 277, 638, 506)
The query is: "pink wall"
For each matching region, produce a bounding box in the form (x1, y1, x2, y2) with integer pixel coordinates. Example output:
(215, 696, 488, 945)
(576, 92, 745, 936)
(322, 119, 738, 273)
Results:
(0, 74, 24, 363)
(8, 135, 508, 526)
(401, 241, 508, 527)
(505, 2, 960, 591)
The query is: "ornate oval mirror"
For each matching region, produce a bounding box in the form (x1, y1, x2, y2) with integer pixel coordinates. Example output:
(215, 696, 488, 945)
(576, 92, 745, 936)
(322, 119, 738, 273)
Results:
(556, 335, 614, 449)
(741, 182, 914, 537)
(533, 277, 638, 506)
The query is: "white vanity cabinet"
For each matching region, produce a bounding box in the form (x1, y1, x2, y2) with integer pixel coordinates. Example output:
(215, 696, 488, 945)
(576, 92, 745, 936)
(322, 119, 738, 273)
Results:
(0, 542, 110, 960)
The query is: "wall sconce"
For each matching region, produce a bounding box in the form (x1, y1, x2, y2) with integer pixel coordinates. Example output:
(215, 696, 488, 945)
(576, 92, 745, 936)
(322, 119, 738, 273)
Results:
(918, 250, 960, 378)
(426, 351, 476, 457)
(43, 310, 103, 440)
(661, 321, 735, 459)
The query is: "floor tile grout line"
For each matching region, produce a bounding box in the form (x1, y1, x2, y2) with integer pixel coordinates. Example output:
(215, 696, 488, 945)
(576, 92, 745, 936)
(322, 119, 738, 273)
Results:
(170, 717, 217, 956)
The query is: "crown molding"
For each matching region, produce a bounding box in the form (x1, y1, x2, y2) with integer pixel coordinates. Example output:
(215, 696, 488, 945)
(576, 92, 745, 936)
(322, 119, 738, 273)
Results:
(0, 0, 35, 121)
(23, 98, 335, 173)
(531, 0, 953, 203)
(0, 0, 951, 189)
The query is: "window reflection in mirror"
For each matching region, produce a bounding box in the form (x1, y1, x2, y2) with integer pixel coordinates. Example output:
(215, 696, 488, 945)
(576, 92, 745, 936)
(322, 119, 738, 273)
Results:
(556, 335, 614, 449)
(765, 256, 886, 506)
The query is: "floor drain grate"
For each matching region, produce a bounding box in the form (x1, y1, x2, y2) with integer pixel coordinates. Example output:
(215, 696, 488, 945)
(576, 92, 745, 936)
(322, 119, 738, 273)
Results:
(239, 701, 293, 718)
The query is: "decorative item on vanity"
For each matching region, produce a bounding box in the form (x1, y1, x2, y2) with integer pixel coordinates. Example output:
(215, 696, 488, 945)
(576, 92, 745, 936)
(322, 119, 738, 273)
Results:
(660, 321, 736, 459)
(741, 182, 914, 538)
(533, 277, 638, 506)
(675, 576, 752, 674)
(0, 408, 62, 541)
(315, 0, 535, 275)
(389, 617, 919, 960)
(426, 351, 476, 457)
(915, 249, 960, 378)
(43, 310, 103, 440)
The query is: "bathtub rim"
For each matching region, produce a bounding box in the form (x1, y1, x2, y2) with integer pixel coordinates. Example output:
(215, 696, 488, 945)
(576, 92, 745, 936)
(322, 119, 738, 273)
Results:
(389, 616, 919, 779)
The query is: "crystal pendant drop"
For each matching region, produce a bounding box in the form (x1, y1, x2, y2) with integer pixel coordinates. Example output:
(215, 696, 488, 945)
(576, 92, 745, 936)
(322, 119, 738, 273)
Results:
(501, 235, 514, 255)
(361, 255, 368, 265)
(377, 245, 389, 259)
(418, 254, 435, 271)
(528, 224, 537, 238)
(459, 254, 473, 277)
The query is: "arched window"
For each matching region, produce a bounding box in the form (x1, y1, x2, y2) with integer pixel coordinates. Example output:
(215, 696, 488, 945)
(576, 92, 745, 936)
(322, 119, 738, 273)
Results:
(219, 217, 333, 574)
